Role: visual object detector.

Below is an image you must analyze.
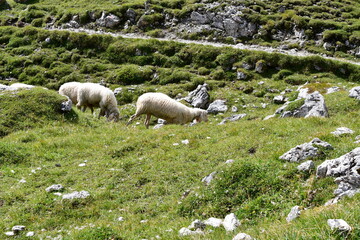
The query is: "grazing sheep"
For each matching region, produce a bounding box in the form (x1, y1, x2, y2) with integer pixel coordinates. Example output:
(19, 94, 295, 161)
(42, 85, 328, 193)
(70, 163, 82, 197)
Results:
(127, 92, 208, 128)
(59, 82, 94, 113)
(76, 83, 120, 122)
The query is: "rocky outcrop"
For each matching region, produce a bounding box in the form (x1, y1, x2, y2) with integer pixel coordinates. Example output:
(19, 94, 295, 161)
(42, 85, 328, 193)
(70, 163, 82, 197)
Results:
(280, 138, 333, 162)
(207, 99, 228, 114)
(349, 86, 360, 100)
(184, 83, 210, 109)
(317, 147, 360, 197)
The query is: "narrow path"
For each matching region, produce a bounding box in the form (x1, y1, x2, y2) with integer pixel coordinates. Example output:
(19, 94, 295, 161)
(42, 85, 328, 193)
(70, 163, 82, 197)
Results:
(47, 27, 360, 66)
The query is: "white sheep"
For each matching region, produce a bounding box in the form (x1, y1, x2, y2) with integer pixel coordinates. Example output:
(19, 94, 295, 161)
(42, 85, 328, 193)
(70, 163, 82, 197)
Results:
(59, 82, 93, 113)
(127, 92, 208, 128)
(76, 83, 120, 122)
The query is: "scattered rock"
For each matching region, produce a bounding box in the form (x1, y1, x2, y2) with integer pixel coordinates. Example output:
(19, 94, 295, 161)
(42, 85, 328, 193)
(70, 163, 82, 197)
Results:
(46, 184, 64, 193)
(219, 114, 247, 125)
(326, 87, 340, 94)
(263, 114, 276, 120)
(327, 219, 352, 233)
(117, 217, 124, 221)
(207, 100, 228, 114)
(273, 95, 286, 104)
(4, 231, 15, 236)
(62, 191, 90, 200)
(225, 159, 235, 164)
(60, 98, 72, 112)
(317, 147, 360, 197)
(96, 12, 120, 28)
(349, 86, 360, 100)
(8, 83, 35, 91)
(12, 225, 26, 234)
(297, 160, 315, 172)
(223, 213, 240, 232)
(178, 227, 204, 236)
(286, 206, 301, 222)
(0, 84, 9, 91)
(184, 84, 210, 109)
(26, 231, 35, 237)
(232, 232, 254, 240)
(280, 138, 333, 162)
(204, 217, 223, 228)
(153, 124, 165, 129)
(331, 127, 354, 136)
(188, 219, 206, 230)
(231, 106, 238, 112)
(113, 87, 123, 95)
(236, 70, 248, 80)
(202, 171, 217, 185)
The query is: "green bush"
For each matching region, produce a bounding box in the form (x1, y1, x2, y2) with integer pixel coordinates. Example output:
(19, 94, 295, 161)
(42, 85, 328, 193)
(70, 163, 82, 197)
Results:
(323, 30, 350, 42)
(284, 74, 311, 85)
(159, 69, 195, 85)
(273, 69, 293, 80)
(108, 64, 154, 85)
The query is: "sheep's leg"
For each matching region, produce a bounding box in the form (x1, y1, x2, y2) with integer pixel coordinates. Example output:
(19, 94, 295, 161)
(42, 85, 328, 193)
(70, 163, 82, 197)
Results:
(144, 114, 151, 129)
(127, 113, 140, 126)
(99, 108, 106, 119)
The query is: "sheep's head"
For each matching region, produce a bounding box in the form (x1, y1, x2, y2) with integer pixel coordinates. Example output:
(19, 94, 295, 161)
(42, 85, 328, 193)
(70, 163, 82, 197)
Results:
(107, 111, 120, 122)
(195, 109, 208, 123)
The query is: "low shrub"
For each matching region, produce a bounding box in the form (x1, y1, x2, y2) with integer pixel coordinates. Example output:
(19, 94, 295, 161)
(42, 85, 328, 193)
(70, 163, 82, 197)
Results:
(284, 74, 311, 85)
(108, 64, 154, 85)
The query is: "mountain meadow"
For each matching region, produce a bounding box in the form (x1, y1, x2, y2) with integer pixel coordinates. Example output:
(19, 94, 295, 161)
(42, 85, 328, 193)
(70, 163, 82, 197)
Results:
(1, 0, 360, 240)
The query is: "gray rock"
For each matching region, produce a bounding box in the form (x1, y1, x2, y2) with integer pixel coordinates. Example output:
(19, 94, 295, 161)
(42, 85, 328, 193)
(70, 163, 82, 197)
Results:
(96, 12, 120, 28)
(46, 184, 64, 193)
(12, 225, 26, 233)
(178, 227, 204, 236)
(331, 127, 355, 136)
(280, 138, 332, 162)
(273, 95, 286, 104)
(281, 91, 328, 118)
(202, 171, 216, 185)
(219, 114, 247, 125)
(62, 191, 90, 200)
(191, 11, 213, 24)
(113, 87, 123, 96)
(231, 106, 238, 112)
(26, 231, 35, 237)
(327, 219, 352, 232)
(297, 160, 315, 172)
(125, 9, 137, 24)
(326, 87, 340, 94)
(207, 100, 228, 114)
(4, 231, 15, 236)
(286, 206, 301, 222)
(188, 219, 206, 230)
(317, 147, 360, 196)
(232, 233, 254, 240)
(263, 114, 276, 120)
(349, 86, 360, 100)
(153, 124, 165, 129)
(204, 217, 223, 228)
(223, 213, 240, 232)
(255, 61, 265, 73)
(237, 70, 247, 80)
(8, 83, 35, 91)
(60, 98, 72, 112)
(184, 84, 210, 109)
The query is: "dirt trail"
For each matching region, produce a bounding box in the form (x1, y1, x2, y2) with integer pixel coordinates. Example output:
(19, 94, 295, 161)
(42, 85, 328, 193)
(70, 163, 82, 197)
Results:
(47, 27, 360, 66)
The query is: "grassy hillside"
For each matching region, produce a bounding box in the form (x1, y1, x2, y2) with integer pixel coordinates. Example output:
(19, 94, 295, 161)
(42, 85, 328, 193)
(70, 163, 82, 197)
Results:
(0, 0, 360, 58)
(1, 26, 360, 239)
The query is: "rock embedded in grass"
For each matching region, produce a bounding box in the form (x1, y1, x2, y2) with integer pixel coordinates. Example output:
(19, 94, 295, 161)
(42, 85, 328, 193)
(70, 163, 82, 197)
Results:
(349, 86, 360, 100)
(327, 219, 352, 233)
(280, 138, 333, 162)
(223, 213, 240, 232)
(232, 232, 254, 240)
(286, 206, 301, 222)
(46, 184, 64, 193)
(207, 100, 228, 114)
(202, 171, 217, 185)
(204, 217, 223, 228)
(297, 160, 315, 172)
(331, 127, 354, 136)
(62, 191, 90, 200)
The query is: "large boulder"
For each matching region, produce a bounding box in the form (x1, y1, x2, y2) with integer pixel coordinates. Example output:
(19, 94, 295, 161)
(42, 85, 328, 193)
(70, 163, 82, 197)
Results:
(317, 147, 360, 196)
(349, 86, 360, 100)
(281, 91, 329, 118)
(280, 138, 333, 162)
(207, 99, 228, 114)
(184, 83, 210, 109)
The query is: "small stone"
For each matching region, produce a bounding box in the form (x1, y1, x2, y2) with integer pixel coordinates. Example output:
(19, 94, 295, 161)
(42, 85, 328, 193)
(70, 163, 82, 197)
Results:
(327, 219, 352, 232)
(331, 127, 354, 136)
(78, 163, 86, 167)
(181, 139, 189, 145)
(223, 213, 240, 232)
(140, 219, 148, 223)
(5, 231, 15, 236)
(286, 206, 301, 222)
(62, 191, 90, 200)
(26, 231, 35, 237)
(178, 227, 204, 236)
(117, 217, 124, 221)
(188, 219, 206, 230)
(46, 184, 64, 193)
(297, 160, 315, 172)
(19, 179, 26, 183)
(12, 225, 26, 233)
(225, 159, 235, 164)
(232, 232, 254, 240)
(55, 164, 61, 167)
(202, 171, 217, 185)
